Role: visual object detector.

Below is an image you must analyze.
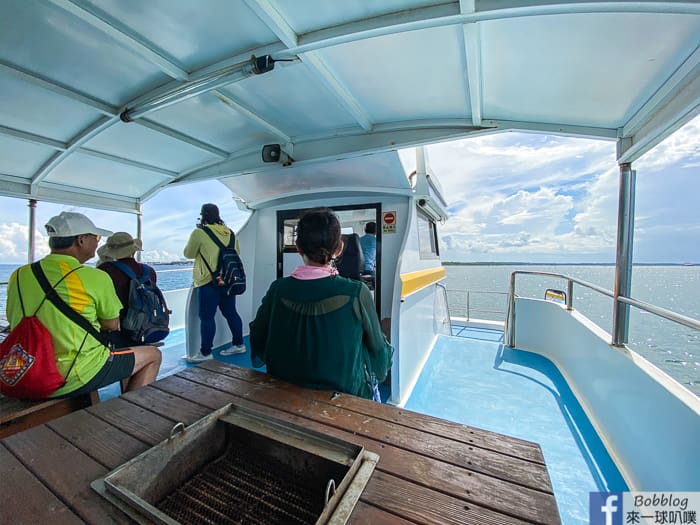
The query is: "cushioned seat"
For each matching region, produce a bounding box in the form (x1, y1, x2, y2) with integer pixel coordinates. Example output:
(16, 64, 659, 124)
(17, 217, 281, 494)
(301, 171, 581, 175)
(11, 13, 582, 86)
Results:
(336, 234, 364, 281)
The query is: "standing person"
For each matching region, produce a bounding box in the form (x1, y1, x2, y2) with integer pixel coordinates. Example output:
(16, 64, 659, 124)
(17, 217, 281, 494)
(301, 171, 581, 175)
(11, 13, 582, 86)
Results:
(183, 203, 245, 362)
(4, 212, 161, 398)
(250, 208, 392, 400)
(97, 232, 161, 348)
(360, 221, 377, 274)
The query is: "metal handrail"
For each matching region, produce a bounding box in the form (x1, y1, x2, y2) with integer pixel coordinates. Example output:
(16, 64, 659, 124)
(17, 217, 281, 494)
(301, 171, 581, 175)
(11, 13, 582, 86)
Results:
(505, 270, 700, 348)
(447, 289, 508, 321)
(435, 282, 452, 332)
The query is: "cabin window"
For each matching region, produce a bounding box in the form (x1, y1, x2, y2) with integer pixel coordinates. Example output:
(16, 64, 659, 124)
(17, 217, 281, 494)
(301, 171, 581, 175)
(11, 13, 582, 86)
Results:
(283, 219, 299, 253)
(417, 210, 439, 258)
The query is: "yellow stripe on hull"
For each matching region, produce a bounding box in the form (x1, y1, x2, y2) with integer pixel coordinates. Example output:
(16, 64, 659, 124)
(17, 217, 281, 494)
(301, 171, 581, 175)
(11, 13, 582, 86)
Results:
(400, 267, 446, 299)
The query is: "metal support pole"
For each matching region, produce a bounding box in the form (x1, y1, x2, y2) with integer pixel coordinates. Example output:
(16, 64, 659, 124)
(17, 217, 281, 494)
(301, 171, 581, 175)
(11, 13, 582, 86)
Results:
(27, 199, 37, 263)
(612, 162, 636, 346)
(566, 279, 574, 311)
(505, 272, 516, 347)
(136, 205, 143, 262)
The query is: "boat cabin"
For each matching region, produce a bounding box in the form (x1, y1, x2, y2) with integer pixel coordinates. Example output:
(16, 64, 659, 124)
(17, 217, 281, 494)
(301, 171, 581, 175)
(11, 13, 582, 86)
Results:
(1, 2, 699, 523)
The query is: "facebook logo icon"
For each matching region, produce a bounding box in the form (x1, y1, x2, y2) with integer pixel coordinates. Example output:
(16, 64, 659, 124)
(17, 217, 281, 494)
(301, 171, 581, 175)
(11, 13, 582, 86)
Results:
(590, 492, 622, 525)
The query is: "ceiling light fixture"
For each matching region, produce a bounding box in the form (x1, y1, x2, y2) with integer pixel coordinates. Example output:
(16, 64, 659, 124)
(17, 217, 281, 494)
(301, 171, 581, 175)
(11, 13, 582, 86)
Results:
(120, 55, 277, 122)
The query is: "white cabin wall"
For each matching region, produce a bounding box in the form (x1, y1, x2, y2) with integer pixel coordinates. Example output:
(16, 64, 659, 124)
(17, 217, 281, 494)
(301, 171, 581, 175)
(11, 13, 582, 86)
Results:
(239, 194, 412, 329)
(398, 205, 444, 272)
(392, 204, 447, 405)
(235, 210, 275, 337)
(514, 298, 700, 491)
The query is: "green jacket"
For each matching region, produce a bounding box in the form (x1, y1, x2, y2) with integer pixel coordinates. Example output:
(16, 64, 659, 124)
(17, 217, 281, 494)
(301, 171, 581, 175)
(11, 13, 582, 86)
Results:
(250, 276, 392, 399)
(183, 224, 240, 288)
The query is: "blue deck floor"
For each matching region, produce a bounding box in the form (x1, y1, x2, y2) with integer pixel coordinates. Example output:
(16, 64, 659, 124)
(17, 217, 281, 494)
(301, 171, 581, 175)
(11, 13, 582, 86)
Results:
(404, 327, 627, 525)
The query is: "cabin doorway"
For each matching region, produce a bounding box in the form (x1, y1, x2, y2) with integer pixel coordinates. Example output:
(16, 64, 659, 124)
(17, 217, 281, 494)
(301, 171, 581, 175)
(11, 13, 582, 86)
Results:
(276, 204, 382, 319)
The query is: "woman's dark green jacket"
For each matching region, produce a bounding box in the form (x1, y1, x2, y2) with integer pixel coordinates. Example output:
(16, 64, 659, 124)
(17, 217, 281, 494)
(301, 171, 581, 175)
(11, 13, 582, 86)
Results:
(250, 275, 392, 399)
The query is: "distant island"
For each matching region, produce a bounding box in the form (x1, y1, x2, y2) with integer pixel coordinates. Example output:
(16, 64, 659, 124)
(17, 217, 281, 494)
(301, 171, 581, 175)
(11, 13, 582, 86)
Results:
(442, 261, 697, 266)
(147, 261, 193, 266)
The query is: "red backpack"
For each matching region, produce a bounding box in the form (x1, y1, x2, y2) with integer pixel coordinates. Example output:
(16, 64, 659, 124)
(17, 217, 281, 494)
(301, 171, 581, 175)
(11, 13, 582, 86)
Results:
(0, 263, 106, 399)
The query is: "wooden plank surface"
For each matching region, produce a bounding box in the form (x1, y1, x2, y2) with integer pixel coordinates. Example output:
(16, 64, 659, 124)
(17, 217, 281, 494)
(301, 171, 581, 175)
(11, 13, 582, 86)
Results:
(0, 444, 84, 525)
(211, 363, 546, 464)
(0, 363, 561, 525)
(153, 374, 558, 523)
(178, 365, 553, 491)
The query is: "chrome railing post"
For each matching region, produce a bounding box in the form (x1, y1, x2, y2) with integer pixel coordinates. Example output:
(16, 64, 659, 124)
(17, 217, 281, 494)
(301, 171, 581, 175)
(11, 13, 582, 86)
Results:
(505, 272, 517, 347)
(136, 204, 143, 263)
(466, 291, 471, 321)
(566, 279, 573, 311)
(612, 162, 636, 346)
(28, 198, 37, 263)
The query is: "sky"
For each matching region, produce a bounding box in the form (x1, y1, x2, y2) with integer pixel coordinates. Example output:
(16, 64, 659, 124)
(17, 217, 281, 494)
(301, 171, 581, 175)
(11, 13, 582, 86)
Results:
(0, 115, 698, 265)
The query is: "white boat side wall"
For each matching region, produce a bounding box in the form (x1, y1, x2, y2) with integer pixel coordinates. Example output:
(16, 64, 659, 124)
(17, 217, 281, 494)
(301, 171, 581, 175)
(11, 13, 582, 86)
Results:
(163, 288, 188, 330)
(392, 203, 447, 405)
(514, 298, 700, 490)
(394, 285, 438, 405)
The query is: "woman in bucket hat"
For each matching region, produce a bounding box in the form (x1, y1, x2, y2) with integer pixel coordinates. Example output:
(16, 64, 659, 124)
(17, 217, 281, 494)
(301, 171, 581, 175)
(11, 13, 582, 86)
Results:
(98, 232, 159, 348)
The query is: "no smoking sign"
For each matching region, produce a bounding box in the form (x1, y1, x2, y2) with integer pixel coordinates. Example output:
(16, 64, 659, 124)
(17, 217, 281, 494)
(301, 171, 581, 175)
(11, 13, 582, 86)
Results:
(382, 211, 396, 234)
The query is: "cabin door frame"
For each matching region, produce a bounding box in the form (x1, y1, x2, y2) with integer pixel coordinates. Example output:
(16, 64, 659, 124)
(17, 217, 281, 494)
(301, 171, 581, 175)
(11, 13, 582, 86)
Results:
(276, 203, 382, 321)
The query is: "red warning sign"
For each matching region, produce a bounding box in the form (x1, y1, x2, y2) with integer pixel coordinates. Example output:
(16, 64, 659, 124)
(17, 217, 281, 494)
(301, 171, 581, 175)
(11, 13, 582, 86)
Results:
(382, 211, 396, 234)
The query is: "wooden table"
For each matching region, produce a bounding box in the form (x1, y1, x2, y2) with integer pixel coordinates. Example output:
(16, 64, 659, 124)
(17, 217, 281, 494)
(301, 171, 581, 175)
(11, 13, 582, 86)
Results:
(1, 361, 561, 524)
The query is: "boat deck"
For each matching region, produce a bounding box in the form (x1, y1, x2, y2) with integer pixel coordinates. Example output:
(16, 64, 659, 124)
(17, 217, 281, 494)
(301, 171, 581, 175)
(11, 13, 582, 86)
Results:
(2, 360, 560, 524)
(407, 327, 628, 525)
(88, 325, 627, 524)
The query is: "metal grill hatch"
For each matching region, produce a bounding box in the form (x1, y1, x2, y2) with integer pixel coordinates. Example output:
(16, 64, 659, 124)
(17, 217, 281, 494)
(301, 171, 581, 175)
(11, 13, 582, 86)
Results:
(91, 404, 379, 525)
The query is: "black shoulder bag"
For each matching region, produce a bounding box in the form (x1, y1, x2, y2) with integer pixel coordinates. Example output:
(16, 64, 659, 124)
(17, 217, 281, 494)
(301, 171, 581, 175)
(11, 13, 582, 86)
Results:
(32, 262, 114, 358)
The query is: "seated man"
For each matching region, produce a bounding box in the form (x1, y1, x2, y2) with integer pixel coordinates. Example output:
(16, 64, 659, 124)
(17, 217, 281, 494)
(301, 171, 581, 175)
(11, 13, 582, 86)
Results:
(4, 212, 161, 398)
(359, 221, 377, 289)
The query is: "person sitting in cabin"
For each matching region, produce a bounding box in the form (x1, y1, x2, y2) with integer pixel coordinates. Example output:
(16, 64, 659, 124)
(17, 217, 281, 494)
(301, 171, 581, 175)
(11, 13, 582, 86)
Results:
(183, 203, 246, 362)
(359, 221, 377, 289)
(97, 232, 159, 348)
(249, 207, 392, 401)
(4, 212, 162, 398)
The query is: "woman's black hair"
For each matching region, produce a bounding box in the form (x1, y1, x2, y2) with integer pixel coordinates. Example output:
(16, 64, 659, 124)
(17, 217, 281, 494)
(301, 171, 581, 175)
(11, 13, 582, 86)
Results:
(200, 203, 224, 225)
(295, 208, 341, 265)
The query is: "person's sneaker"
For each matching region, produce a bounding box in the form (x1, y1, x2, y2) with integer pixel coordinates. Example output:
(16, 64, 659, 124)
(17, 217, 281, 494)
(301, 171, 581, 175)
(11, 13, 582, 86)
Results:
(186, 352, 214, 363)
(220, 344, 246, 356)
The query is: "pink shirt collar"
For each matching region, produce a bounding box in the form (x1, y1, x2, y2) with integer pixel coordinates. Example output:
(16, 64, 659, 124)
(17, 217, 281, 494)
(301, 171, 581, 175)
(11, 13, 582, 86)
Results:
(290, 264, 338, 280)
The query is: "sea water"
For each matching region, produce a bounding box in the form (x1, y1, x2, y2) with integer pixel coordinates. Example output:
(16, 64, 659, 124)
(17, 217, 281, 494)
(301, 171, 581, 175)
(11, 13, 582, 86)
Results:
(443, 264, 700, 396)
(1, 263, 698, 395)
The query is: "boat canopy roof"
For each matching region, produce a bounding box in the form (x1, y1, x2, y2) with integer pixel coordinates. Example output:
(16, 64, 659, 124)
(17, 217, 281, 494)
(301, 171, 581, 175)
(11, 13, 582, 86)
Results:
(1, 1, 698, 213)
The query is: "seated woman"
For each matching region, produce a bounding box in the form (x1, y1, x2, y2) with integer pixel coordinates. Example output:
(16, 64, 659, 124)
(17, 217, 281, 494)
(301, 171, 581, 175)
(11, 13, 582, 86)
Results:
(250, 208, 392, 400)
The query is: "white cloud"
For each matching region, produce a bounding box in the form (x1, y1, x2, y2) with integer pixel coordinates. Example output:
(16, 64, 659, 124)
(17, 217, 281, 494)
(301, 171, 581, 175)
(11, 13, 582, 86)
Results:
(635, 115, 700, 171)
(0, 222, 50, 262)
(0, 116, 698, 265)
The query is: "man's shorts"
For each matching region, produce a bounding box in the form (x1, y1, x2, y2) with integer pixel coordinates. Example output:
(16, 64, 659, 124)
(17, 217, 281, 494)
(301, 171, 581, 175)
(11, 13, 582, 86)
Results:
(61, 350, 135, 398)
